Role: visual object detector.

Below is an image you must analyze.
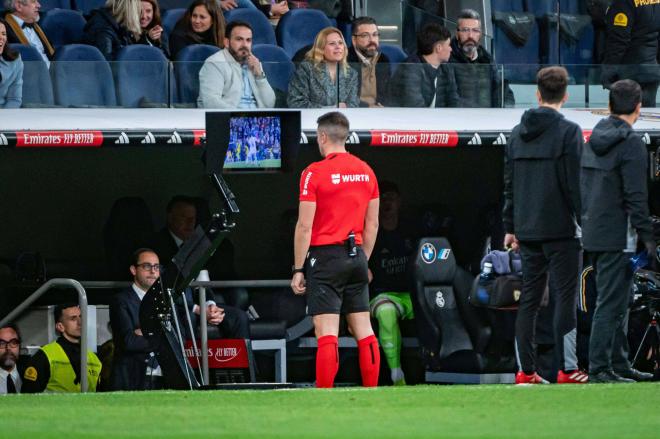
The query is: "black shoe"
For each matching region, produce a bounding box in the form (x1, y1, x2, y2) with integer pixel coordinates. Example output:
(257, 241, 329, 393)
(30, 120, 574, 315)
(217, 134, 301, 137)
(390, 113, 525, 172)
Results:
(614, 368, 654, 382)
(589, 370, 635, 384)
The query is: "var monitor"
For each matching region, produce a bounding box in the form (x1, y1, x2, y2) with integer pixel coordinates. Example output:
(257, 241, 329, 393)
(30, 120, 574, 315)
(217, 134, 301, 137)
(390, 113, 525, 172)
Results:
(205, 111, 301, 174)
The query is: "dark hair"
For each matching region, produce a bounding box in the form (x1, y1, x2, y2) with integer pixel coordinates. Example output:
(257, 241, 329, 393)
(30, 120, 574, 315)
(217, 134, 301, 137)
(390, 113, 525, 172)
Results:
(131, 247, 157, 266)
(166, 195, 196, 213)
(457, 8, 480, 22)
(225, 20, 252, 39)
(0, 18, 19, 61)
(178, 0, 225, 48)
(317, 111, 349, 144)
(609, 79, 642, 115)
(417, 22, 451, 56)
(351, 16, 377, 32)
(141, 0, 162, 29)
(536, 66, 568, 104)
(54, 304, 78, 323)
(0, 322, 21, 343)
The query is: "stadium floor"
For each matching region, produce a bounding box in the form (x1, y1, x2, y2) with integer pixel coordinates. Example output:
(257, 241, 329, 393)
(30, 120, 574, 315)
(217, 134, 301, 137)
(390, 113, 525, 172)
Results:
(2, 383, 658, 438)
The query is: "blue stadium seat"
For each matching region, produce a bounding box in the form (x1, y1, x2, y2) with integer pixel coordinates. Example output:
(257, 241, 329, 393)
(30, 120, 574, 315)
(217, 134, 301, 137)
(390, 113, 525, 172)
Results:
(51, 44, 117, 106)
(252, 43, 294, 93)
(224, 8, 276, 45)
(75, 0, 105, 16)
(491, 0, 524, 12)
(379, 44, 407, 75)
(9, 43, 54, 107)
(115, 45, 170, 107)
(275, 9, 332, 59)
(158, 0, 191, 10)
(525, 0, 556, 17)
(41, 9, 86, 50)
(559, 0, 580, 14)
(39, 0, 71, 12)
(173, 44, 219, 106)
(493, 17, 539, 83)
(162, 8, 185, 37)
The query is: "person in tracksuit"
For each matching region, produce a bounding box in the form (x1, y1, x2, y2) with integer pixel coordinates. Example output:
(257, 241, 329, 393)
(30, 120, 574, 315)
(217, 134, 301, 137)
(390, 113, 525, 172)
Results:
(581, 79, 655, 383)
(601, 0, 660, 107)
(503, 66, 588, 384)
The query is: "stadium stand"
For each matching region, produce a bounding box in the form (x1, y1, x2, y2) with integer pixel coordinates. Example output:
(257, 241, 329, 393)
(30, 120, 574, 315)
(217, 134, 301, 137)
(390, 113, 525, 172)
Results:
(275, 8, 332, 59)
(157, 0, 191, 10)
(114, 45, 170, 107)
(224, 8, 277, 46)
(51, 44, 117, 106)
(379, 43, 407, 74)
(40, 9, 87, 50)
(161, 8, 185, 38)
(75, 0, 106, 16)
(173, 43, 219, 106)
(9, 44, 54, 107)
(39, 0, 72, 12)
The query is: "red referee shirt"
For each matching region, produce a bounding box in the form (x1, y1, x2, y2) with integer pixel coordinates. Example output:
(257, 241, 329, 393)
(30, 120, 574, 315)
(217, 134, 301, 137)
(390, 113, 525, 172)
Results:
(299, 152, 379, 246)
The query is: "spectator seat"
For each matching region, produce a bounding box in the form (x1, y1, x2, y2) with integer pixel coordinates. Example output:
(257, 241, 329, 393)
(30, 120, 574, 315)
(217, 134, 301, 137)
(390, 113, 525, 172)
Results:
(9, 43, 54, 107)
(379, 44, 407, 75)
(224, 8, 277, 45)
(162, 8, 185, 37)
(75, 0, 105, 16)
(251, 43, 294, 93)
(275, 9, 332, 59)
(115, 45, 170, 107)
(39, 0, 72, 12)
(41, 8, 87, 50)
(173, 43, 219, 106)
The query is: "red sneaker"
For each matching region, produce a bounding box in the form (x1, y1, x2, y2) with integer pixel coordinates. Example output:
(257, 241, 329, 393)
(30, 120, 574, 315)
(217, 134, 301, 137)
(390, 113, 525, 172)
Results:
(515, 371, 549, 384)
(557, 370, 589, 384)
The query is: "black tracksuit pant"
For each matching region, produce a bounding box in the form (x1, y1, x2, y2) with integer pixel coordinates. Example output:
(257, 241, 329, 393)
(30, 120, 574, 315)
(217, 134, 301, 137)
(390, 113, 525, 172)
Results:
(588, 251, 633, 374)
(516, 238, 580, 374)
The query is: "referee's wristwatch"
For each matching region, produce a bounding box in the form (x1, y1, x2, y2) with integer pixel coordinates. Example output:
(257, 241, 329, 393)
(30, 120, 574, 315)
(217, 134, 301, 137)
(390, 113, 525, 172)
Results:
(291, 266, 304, 275)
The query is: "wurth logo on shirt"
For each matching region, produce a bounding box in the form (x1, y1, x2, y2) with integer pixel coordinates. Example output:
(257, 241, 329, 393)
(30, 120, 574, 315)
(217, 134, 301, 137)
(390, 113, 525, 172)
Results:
(330, 173, 371, 184)
(302, 171, 313, 195)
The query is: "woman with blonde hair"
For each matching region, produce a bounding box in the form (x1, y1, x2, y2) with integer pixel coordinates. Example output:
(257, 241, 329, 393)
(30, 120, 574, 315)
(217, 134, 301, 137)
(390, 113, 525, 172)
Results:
(169, 0, 225, 59)
(83, 0, 142, 60)
(287, 27, 358, 108)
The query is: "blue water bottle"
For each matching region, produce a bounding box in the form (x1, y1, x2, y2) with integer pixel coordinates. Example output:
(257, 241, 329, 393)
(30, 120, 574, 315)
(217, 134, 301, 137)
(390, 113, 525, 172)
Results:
(476, 262, 494, 304)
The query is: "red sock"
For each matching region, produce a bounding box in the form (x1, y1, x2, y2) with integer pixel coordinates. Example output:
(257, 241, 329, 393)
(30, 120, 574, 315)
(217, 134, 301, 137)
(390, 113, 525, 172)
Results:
(316, 335, 338, 388)
(358, 334, 380, 387)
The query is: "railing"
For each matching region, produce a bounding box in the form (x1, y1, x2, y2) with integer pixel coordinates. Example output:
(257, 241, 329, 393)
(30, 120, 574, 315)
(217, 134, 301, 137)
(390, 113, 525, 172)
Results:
(0, 278, 90, 393)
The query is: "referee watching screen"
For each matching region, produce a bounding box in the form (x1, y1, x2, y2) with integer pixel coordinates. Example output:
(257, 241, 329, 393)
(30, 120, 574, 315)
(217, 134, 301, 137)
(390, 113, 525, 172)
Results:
(291, 111, 381, 388)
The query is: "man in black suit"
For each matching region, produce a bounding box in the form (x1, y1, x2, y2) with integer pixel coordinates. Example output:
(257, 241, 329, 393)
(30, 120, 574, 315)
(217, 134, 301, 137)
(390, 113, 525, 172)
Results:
(0, 323, 23, 393)
(3, 0, 54, 65)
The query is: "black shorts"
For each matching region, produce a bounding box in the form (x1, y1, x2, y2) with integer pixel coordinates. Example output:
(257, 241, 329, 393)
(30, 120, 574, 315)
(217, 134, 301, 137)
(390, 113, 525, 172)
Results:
(305, 245, 370, 315)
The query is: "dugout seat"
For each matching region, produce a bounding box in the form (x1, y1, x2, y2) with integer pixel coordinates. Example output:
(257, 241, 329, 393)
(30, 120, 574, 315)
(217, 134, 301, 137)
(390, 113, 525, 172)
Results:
(41, 8, 87, 50)
(115, 45, 170, 107)
(173, 44, 219, 106)
(276, 9, 332, 59)
(411, 237, 515, 383)
(9, 44, 54, 107)
(224, 8, 276, 46)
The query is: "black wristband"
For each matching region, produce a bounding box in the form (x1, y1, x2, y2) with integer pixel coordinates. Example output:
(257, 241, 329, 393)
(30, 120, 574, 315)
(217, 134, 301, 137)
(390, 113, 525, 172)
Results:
(292, 267, 304, 275)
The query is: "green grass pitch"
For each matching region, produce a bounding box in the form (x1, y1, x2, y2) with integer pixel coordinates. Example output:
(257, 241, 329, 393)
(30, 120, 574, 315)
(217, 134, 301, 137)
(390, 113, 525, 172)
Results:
(1, 383, 658, 438)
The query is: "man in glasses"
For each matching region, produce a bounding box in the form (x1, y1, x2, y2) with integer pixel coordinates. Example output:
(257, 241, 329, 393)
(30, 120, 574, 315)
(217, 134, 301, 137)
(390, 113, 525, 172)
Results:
(347, 16, 391, 107)
(0, 323, 22, 394)
(449, 8, 514, 108)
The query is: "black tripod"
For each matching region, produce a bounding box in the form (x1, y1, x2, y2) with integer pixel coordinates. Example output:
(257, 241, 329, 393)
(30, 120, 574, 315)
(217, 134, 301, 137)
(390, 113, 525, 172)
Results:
(631, 270, 660, 375)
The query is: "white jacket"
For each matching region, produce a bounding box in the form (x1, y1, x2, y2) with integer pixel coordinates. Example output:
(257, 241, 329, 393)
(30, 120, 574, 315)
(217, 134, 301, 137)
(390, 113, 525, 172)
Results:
(197, 48, 276, 108)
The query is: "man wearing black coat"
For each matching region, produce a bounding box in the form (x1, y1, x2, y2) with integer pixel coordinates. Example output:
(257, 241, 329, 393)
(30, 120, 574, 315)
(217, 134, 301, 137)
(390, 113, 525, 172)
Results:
(601, 0, 660, 107)
(3, 0, 54, 64)
(503, 66, 587, 385)
(449, 9, 514, 108)
(388, 22, 458, 108)
(346, 16, 391, 107)
(581, 79, 655, 383)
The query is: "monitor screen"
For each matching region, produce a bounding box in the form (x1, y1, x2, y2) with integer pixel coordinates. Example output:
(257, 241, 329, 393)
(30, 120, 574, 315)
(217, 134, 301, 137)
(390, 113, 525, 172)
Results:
(205, 110, 301, 174)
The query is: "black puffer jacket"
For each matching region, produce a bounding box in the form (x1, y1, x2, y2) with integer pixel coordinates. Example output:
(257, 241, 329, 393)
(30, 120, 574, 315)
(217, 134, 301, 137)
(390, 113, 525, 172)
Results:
(449, 37, 514, 108)
(581, 116, 653, 251)
(83, 8, 136, 61)
(388, 53, 458, 108)
(503, 107, 583, 241)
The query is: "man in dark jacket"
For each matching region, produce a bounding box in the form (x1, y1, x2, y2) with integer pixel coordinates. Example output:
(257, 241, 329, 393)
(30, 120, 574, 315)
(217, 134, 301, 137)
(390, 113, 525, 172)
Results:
(449, 9, 514, 108)
(388, 22, 458, 108)
(581, 79, 655, 383)
(503, 66, 587, 385)
(3, 0, 54, 65)
(601, 0, 660, 107)
(347, 16, 391, 107)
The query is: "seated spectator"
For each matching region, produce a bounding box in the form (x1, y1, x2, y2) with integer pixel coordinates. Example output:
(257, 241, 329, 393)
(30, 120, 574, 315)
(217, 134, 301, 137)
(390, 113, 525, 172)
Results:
(22, 304, 102, 393)
(348, 16, 391, 107)
(0, 18, 23, 109)
(138, 0, 169, 58)
(169, 0, 225, 59)
(83, 0, 142, 61)
(0, 323, 23, 394)
(220, 0, 259, 12)
(3, 0, 54, 65)
(198, 21, 275, 108)
(389, 22, 457, 108)
(250, 0, 288, 24)
(449, 8, 514, 108)
(287, 26, 358, 108)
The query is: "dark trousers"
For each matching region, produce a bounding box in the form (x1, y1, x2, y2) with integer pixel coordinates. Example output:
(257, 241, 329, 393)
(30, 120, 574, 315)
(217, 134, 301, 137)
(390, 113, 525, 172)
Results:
(218, 304, 250, 339)
(516, 239, 580, 373)
(588, 251, 632, 374)
(641, 82, 659, 108)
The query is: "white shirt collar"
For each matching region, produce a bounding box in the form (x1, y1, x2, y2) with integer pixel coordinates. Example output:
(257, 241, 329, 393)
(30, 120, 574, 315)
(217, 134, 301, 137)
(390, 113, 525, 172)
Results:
(169, 229, 184, 248)
(132, 283, 148, 301)
(0, 367, 21, 393)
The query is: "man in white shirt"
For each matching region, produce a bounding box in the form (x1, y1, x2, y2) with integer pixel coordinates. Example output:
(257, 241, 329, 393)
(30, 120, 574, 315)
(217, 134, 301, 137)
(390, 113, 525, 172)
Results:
(3, 0, 54, 65)
(0, 324, 22, 394)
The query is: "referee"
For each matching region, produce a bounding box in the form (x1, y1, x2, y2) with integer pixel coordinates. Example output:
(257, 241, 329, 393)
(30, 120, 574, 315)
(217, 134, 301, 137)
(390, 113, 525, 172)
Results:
(291, 111, 381, 388)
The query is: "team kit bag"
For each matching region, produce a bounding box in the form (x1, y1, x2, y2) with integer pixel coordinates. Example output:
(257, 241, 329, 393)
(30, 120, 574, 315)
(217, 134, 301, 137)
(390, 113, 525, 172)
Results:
(470, 250, 522, 308)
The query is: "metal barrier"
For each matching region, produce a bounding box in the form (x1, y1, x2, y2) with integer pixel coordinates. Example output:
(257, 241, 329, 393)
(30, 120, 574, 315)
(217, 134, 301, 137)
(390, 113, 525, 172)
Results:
(0, 279, 90, 393)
